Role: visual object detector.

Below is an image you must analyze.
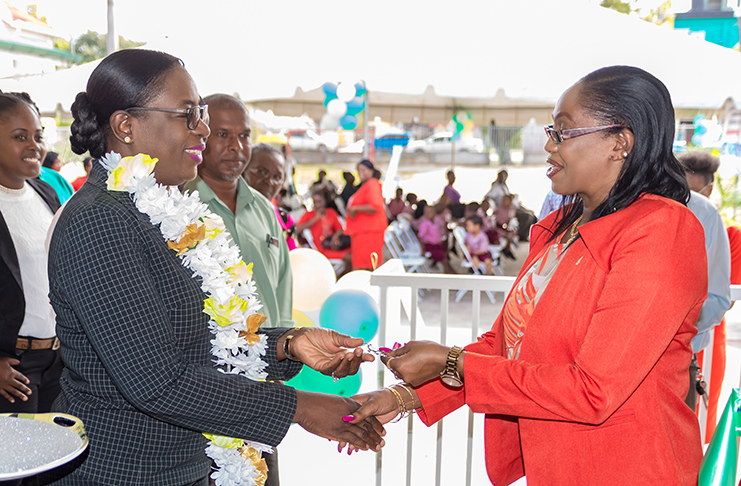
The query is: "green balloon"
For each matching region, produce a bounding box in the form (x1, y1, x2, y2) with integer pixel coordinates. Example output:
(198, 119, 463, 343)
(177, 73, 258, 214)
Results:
(286, 366, 362, 397)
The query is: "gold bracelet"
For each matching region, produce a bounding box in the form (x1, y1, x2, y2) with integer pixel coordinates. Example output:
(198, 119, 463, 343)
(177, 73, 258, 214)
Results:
(395, 383, 418, 413)
(387, 386, 407, 423)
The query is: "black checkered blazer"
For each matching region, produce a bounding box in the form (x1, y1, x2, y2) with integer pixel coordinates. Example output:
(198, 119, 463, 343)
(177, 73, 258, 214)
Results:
(46, 162, 302, 485)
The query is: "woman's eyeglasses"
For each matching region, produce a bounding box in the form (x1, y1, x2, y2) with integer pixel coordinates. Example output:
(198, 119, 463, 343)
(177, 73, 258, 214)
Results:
(544, 124, 626, 144)
(128, 104, 208, 130)
(248, 166, 285, 185)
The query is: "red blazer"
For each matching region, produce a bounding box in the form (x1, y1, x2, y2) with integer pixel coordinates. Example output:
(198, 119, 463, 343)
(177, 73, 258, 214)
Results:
(416, 194, 707, 486)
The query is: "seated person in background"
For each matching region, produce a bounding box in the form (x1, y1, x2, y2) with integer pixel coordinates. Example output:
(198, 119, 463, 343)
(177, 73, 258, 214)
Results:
(296, 193, 352, 274)
(403, 193, 417, 216)
(492, 194, 517, 260)
(418, 204, 456, 274)
(465, 215, 493, 275)
(387, 187, 406, 221)
(411, 199, 429, 232)
(310, 169, 338, 199)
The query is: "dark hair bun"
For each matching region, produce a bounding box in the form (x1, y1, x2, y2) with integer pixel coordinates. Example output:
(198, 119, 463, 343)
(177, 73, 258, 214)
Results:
(70, 91, 106, 158)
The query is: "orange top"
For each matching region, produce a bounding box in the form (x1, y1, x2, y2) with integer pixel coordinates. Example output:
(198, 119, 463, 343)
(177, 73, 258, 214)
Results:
(345, 178, 387, 235)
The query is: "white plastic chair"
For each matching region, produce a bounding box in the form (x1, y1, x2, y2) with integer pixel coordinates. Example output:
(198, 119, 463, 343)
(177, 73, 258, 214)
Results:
(451, 226, 498, 304)
(302, 229, 345, 275)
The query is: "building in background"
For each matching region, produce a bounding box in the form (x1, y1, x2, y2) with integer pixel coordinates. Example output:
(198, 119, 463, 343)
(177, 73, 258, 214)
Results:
(674, 0, 741, 49)
(0, 3, 80, 79)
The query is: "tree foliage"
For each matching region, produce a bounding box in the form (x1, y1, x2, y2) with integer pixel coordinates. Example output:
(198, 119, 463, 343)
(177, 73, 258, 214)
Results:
(70, 31, 144, 64)
(600, 0, 673, 26)
(600, 0, 635, 15)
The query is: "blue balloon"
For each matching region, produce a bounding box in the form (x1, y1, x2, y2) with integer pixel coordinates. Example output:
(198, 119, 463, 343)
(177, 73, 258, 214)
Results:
(354, 82, 366, 97)
(286, 366, 362, 397)
(345, 97, 365, 116)
(339, 114, 358, 131)
(323, 94, 338, 108)
(320, 290, 378, 342)
(322, 82, 337, 97)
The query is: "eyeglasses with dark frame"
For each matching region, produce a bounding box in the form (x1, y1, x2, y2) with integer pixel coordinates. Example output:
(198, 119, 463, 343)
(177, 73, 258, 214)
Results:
(247, 166, 285, 185)
(544, 124, 626, 144)
(127, 104, 209, 130)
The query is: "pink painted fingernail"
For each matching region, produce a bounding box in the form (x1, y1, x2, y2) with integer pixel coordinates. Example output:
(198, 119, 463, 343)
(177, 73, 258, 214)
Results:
(393, 342, 402, 349)
(342, 415, 355, 422)
(379, 347, 392, 353)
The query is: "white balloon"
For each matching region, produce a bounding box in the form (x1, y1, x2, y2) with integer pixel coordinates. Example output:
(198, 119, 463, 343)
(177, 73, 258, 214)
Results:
(336, 82, 357, 102)
(320, 113, 340, 130)
(334, 270, 380, 303)
(326, 98, 348, 117)
(290, 248, 337, 311)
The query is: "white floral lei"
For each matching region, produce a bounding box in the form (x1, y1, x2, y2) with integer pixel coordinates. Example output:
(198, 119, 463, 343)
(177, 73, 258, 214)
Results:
(102, 152, 272, 486)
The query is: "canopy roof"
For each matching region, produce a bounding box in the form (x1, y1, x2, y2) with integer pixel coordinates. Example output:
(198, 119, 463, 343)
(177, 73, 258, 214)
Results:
(2, 0, 740, 112)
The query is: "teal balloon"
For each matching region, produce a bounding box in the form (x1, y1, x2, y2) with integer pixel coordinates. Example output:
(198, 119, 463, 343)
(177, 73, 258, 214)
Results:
(320, 289, 378, 341)
(322, 82, 337, 97)
(354, 82, 366, 97)
(323, 94, 338, 108)
(339, 114, 358, 131)
(286, 366, 362, 397)
(346, 97, 365, 116)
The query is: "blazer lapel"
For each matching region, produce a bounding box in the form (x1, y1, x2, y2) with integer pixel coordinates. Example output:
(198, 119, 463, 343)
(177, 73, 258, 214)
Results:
(0, 212, 22, 290)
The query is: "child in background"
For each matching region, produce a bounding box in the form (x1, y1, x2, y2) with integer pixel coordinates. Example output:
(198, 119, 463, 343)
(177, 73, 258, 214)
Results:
(418, 205, 456, 274)
(465, 215, 493, 275)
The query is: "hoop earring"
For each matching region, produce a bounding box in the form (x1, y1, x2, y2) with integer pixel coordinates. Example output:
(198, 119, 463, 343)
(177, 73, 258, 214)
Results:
(124, 136, 132, 144)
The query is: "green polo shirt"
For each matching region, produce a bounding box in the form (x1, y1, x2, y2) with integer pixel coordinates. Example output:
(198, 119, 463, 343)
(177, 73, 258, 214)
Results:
(185, 177, 293, 328)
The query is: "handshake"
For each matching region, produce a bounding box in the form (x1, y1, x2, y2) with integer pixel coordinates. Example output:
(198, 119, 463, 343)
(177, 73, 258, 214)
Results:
(282, 328, 461, 454)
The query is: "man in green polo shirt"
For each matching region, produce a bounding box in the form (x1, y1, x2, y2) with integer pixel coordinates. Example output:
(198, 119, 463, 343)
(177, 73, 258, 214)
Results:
(184, 94, 293, 331)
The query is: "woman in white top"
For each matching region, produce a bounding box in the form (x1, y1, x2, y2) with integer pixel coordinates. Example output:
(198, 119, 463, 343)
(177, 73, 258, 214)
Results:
(0, 92, 62, 413)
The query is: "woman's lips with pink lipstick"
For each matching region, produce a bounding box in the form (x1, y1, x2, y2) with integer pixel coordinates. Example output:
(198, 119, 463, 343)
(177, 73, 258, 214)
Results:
(185, 144, 205, 163)
(546, 158, 563, 178)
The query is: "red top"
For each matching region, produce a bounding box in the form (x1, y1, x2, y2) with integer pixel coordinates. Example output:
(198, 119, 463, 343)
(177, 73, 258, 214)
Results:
(415, 194, 706, 486)
(724, 218, 741, 284)
(71, 176, 87, 191)
(345, 178, 387, 235)
(297, 207, 348, 259)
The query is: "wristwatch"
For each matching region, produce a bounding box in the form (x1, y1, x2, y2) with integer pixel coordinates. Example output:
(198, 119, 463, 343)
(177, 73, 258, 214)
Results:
(283, 328, 305, 362)
(440, 346, 464, 387)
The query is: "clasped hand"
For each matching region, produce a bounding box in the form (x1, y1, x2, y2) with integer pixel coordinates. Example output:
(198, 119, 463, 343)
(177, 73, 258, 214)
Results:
(289, 328, 375, 379)
(380, 340, 453, 386)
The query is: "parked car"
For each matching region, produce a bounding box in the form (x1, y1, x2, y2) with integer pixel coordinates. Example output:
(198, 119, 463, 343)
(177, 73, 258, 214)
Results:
(406, 132, 484, 153)
(373, 133, 410, 151)
(287, 130, 336, 152)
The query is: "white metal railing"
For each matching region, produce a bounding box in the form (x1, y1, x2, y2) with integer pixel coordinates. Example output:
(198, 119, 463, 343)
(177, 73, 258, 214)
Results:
(369, 259, 741, 486)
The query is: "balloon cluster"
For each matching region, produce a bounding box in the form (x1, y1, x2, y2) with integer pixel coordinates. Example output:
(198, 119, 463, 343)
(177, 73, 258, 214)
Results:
(321, 81, 366, 131)
(452, 111, 474, 141)
(288, 250, 380, 396)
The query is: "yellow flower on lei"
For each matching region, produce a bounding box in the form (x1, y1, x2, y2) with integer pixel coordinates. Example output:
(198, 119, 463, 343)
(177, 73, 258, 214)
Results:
(240, 445, 268, 486)
(226, 261, 253, 289)
(203, 295, 249, 327)
(106, 153, 157, 191)
(167, 222, 207, 255)
(200, 214, 226, 239)
(202, 433, 243, 449)
(239, 314, 268, 345)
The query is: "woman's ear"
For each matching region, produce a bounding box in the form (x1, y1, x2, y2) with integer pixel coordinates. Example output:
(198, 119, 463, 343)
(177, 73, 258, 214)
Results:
(615, 128, 635, 157)
(109, 110, 133, 145)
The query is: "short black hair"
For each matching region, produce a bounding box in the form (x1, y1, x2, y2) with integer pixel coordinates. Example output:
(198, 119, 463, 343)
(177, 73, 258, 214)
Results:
(679, 152, 720, 185)
(466, 215, 483, 227)
(43, 151, 59, 168)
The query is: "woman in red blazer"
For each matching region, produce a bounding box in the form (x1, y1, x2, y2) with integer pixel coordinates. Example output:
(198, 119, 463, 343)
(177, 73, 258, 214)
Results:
(348, 66, 707, 485)
(345, 159, 387, 270)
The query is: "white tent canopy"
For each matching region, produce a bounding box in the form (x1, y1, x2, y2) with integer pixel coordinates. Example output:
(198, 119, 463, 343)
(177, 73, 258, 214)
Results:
(2, 0, 740, 112)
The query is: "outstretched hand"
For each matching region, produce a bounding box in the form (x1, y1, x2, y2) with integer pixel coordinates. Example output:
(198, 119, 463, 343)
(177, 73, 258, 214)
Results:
(293, 390, 385, 452)
(381, 340, 451, 387)
(0, 357, 31, 404)
(292, 328, 375, 378)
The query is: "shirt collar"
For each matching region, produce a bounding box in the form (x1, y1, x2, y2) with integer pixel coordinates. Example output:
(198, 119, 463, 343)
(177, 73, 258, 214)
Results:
(190, 176, 254, 210)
